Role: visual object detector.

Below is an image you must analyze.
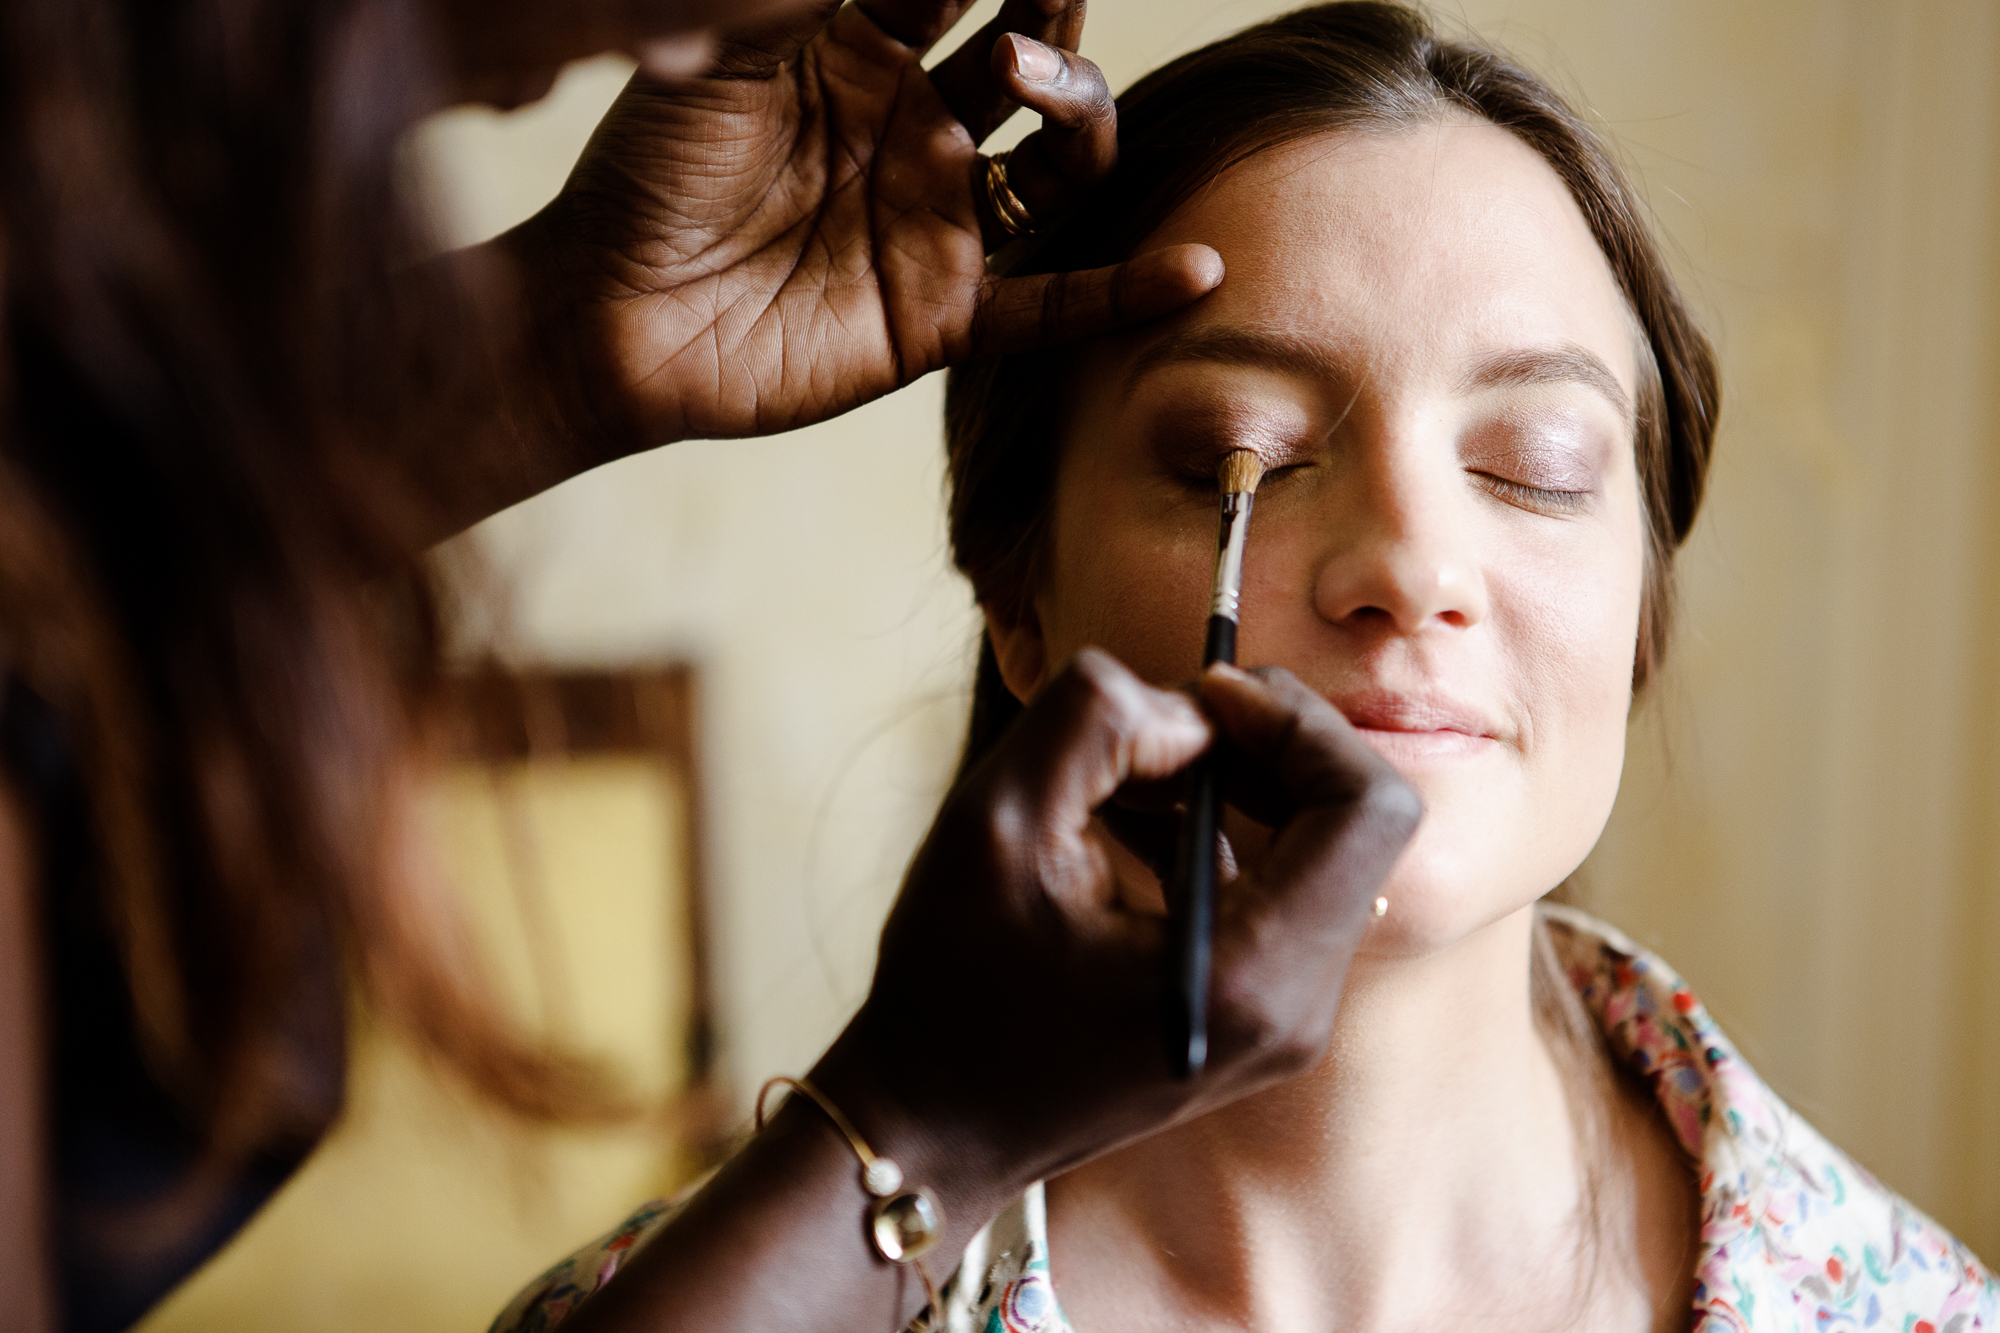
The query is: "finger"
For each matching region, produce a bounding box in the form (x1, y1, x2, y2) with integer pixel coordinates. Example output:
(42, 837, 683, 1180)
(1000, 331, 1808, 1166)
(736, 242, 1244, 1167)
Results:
(1203, 665, 1403, 827)
(967, 37, 1113, 249)
(1096, 805, 1179, 885)
(1204, 665, 1421, 934)
(972, 243, 1224, 356)
(1108, 769, 1182, 814)
(991, 649, 1210, 838)
(1205, 667, 1349, 829)
(854, 0, 983, 53)
(978, 37, 1117, 235)
(929, 0, 1082, 143)
(1189, 669, 1417, 1075)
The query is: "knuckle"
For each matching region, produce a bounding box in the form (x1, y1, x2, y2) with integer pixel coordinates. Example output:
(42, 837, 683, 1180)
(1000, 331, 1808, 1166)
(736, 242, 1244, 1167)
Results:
(1050, 648, 1106, 701)
(1358, 768, 1424, 835)
(1263, 1012, 1335, 1078)
(1255, 665, 1312, 705)
(1075, 62, 1115, 121)
(1064, 645, 1120, 692)
(1039, 269, 1070, 339)
(1261, 1033, 1322, 1081)
(1038, 650, 1121, 734)
(1076, 655, 1154, 735)
(1060, 52, 1106, 94)
(1214, 987, 1320, 1079)
(968, 279, 997, 347)
(971, 781, 1035, 865)
(1213, 990, 1287, 1065)
(1209, 927, 1294, 1053)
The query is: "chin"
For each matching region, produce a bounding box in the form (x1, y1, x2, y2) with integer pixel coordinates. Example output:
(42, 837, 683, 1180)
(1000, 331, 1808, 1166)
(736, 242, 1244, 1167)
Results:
(1350, 808, 1586, 962)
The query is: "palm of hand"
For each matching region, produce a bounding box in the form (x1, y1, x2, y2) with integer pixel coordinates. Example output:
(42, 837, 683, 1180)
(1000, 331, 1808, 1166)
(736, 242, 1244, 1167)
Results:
(547, 5, 984, 444)
(510, 0, 1220, 456)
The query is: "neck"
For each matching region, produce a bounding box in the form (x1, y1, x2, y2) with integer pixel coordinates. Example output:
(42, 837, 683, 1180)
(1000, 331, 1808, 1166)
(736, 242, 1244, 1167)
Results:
(1047, 905, 1593, 1331)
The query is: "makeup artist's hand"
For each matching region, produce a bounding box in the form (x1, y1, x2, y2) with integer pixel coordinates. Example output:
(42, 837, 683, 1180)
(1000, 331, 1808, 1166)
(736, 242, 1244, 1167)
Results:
(811, 651, 1421, 1200)
(555, 653, 1414, 1333)
(502, 0, 1221, 451)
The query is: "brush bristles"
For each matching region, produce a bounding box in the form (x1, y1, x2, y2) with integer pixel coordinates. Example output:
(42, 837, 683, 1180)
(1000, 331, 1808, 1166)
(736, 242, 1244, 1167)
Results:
(1217, 449, 1266, 496)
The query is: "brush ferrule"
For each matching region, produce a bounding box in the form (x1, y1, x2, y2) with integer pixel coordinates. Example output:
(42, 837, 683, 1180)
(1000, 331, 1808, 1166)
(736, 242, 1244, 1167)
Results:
(1207, 491, 1256, 625)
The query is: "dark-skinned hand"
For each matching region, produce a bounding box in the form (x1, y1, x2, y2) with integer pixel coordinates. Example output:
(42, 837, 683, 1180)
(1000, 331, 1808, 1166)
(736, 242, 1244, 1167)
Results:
(557, 651, 1418, 1333)
(503, 0, 1223, 452)
(811, 651, 1423, 1202)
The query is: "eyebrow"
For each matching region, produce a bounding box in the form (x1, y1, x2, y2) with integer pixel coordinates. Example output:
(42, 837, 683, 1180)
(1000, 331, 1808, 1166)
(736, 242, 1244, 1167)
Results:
(1123, 327, 1348, 398)
(1459, 345, 1632, 422)
(1124, 327, 1633, 422)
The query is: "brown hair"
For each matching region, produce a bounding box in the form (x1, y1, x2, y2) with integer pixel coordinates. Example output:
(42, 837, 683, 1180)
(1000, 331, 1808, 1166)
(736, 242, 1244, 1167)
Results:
(0, 0, 598, 1183)
(946, 0, 1719, 764)
(941, 0, 1720, 1287)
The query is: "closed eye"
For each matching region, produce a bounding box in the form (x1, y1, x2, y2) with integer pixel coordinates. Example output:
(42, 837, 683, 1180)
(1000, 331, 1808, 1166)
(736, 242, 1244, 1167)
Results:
(1472, 471, 1592, 515)
(1253, 462, 1311, 490)
(1177, 460, 1312, 494)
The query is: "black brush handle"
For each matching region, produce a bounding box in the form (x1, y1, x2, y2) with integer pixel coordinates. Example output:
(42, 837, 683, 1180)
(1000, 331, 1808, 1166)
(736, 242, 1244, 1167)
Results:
(1201, 615, 1236, 667)
(1166, 613, 1238, 1077)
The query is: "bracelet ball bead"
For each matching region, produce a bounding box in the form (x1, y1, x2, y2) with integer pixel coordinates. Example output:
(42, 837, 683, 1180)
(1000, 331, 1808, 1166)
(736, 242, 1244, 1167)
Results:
(864, 1157, 904, 1197)
(870, 1189, 944, 1263)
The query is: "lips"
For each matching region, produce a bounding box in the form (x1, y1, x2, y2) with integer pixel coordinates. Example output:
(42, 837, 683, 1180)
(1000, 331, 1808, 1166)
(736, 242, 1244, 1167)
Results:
(1332, 689, 1501, 743)
(1338, 696, 1499, 765)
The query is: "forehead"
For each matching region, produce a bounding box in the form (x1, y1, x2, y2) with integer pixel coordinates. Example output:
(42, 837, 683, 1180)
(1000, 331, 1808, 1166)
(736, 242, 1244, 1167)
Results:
(1132, 121, 1639, 393)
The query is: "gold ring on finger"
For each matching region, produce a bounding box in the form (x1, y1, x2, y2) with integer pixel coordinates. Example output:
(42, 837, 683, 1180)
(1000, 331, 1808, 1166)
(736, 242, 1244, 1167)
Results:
(984, 151, 1039, 238)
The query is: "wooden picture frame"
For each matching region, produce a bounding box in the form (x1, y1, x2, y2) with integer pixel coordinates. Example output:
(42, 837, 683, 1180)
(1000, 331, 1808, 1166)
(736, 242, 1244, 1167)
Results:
(443, 664, 721, 1148)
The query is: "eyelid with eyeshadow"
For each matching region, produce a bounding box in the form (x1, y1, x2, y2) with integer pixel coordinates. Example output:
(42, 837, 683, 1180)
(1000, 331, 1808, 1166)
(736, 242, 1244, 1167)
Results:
(1133, 375, 1318, 467)
(1164, 439, 1314, 491)
(1459, 408, 1614, 494)
(1471, 470, 1593, 515)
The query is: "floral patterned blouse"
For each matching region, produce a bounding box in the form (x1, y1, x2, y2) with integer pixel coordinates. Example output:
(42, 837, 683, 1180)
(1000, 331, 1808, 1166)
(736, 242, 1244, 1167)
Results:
(490, 907, 1997, 1333)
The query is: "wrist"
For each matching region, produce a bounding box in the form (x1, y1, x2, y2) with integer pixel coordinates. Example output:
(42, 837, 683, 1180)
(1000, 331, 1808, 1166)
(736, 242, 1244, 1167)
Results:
(494, 209, 677, 465)
(806, 1022, 1029, 1243)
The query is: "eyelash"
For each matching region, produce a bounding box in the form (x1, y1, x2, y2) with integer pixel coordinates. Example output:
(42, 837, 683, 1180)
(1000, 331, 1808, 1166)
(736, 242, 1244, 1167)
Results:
(1171, 459, 1586, 516)
(1473, 472, 1592, 515)
(1176, 460, 1308, 492)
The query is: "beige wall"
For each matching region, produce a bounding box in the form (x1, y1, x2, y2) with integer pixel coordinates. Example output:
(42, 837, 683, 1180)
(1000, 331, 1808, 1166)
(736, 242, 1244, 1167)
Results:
(413, 0, 2000, 1259)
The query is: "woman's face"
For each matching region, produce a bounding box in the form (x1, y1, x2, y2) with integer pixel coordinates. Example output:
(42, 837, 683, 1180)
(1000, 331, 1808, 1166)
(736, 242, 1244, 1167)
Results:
(991, 122, 1648, 956)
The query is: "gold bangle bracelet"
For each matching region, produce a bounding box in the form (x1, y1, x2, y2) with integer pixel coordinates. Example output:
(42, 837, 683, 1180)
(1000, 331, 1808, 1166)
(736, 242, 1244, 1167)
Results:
(757, 1075, 946, 1328)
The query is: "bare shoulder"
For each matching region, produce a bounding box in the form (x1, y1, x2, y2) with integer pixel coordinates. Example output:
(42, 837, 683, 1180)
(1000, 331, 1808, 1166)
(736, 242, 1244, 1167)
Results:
(0, 776, 55, 1331)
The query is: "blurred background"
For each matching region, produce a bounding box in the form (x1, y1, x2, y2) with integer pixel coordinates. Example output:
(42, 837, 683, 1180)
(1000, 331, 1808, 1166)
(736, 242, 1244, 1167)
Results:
(140, 1, 1999, 1329)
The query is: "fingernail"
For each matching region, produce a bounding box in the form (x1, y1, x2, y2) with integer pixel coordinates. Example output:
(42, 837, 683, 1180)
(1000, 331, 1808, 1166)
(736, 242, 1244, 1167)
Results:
(1207, 662, 1250, 682)
(1013, 37, 1060, 82)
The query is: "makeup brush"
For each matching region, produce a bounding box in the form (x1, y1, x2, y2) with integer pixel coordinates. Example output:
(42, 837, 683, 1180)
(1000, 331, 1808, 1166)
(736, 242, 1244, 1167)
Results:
(1167, 447, 1266, 1079)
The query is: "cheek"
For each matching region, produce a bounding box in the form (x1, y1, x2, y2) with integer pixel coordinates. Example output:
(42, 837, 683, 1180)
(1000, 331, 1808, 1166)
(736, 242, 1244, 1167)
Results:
(1532, 471, 1650, 777)
(1497, 538, 1641, 886)
(1370, 509, 1646, 955)
(1038, 473, 1217, 685)
(1498, 541, 1643, 806)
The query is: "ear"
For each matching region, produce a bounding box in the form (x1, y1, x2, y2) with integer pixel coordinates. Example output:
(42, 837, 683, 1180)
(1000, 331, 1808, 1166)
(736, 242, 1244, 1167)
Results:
(982, 601, 1047, 704)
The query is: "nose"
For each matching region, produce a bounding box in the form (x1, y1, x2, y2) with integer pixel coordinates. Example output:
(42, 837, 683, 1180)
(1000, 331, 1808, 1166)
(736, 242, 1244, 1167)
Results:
(1310, 449, 1490, 639)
